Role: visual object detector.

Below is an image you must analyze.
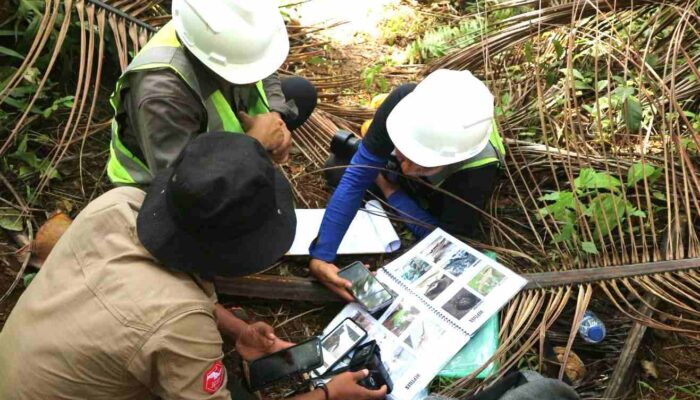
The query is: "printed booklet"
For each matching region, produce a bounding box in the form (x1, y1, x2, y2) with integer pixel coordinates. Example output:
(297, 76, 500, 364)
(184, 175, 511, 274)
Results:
(318, 229, 527, 400)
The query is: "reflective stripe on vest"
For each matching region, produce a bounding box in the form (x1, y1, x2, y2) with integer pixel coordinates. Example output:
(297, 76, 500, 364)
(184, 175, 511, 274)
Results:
(107, 21, 270, 185)
(426, 121, 506, 187)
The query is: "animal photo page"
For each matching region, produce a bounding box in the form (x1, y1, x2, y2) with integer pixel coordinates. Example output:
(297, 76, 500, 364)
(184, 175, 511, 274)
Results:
(319, 229, 527, 400)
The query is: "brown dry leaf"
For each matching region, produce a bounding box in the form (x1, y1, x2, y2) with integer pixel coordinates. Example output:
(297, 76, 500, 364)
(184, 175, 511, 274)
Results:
(554, 346, 587, 383)
(641, 360, 658, 379)
(288, 164, 304, 175)
(32, 211, 73, 263)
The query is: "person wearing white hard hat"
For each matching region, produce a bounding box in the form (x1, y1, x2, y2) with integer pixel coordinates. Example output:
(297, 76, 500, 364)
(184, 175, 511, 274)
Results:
(309, 70, 506, 301)
(107, 0, 317, 186)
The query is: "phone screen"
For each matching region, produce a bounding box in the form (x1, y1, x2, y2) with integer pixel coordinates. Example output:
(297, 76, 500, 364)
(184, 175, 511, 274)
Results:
(315, 318, 367, 376)
(249, 337, 323, 390)
(338, 262, 394, 311)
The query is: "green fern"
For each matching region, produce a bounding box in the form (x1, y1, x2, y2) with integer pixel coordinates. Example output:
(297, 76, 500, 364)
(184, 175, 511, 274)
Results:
(404, 18, 486, 63)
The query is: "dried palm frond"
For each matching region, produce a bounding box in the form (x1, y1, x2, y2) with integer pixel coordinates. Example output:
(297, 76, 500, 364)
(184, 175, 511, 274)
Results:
(0, 0, 167, 215)
(411, 0, 700, 395)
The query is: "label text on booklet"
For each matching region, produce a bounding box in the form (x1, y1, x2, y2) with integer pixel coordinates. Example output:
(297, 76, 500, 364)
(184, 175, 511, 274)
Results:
(405, 373, 421, 391)
(468, 310, 484, 323)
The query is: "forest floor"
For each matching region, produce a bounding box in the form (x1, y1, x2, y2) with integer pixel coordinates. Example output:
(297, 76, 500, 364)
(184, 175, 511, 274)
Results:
(1, 1, 699, 399)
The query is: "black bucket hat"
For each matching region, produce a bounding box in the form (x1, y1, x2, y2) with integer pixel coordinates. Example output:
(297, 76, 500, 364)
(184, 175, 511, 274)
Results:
(137, 132, 296, 278)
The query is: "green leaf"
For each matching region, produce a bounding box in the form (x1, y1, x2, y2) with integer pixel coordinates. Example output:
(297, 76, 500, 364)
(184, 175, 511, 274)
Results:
(0, 46, 25, 60)
(2, 96, 27, 110)
(42, 105, 56, 118)
(574, 80, 592, 90)
(0, 30, 24, 36)
(553, 39, 564, 59)
(652, 191, 666, 201)
(17, 134, 28, 153)
(571, 68, 584, 80)
(306, 56, 325, 65)
(628, 208, 647, 218)
(638, 381, 656, 392)
(680, 137, 698, 152)
(0, 208, 24, 231)
(545, 70, 558, 86)
(625, 202, 647, 218)
(581, 241, 599, 255)
(623, 96, 643, 132)
(589, 193, 626, 237)
(627, 163, 658, 187)
(538, 191, 577, 222)
(553, 222, 574, 243)
(41, 95, 75, 118)
(524, 41, 533, 63)
(539, 192, 562, 201)
(596, 80, 609, 92)
(613, 86, 635, 99)
(574, 168, 621, 192)
(644, 54, 658, 67)
(44, 165, 61, 180)
(19, 0, 44, 16)
(23, 272, 37, 288)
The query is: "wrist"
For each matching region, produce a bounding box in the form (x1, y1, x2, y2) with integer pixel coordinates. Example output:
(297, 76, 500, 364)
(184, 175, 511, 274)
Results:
(309, 257, 333, 269)
(246, 130, 269, 149)
(309, 258, 324, 268)
(315, 383, 330, 400)
(309, 259, 325, 277)
(214, 304, 248, 340)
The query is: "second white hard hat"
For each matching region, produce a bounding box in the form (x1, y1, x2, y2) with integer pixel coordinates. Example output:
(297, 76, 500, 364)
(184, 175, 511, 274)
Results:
(386, 69, 495, 168)
(172, 0, 289, 84)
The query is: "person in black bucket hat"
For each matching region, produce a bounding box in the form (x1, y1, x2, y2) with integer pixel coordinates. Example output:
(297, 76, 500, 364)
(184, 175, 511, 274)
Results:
(137, 131, 296, 278)
(0, 131, 387, 400)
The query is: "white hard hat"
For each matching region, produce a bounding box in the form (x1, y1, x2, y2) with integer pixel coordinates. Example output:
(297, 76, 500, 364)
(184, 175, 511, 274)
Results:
(172, 0, 289, 84)
(386, 69, 494, 168)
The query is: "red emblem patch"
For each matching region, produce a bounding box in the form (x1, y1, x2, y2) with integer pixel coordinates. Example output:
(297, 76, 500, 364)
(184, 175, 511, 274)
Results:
(203, 360, 225, 394)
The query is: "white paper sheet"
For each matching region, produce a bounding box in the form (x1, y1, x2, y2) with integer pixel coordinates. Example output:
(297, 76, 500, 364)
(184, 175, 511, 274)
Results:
(287, 200, 401, 256)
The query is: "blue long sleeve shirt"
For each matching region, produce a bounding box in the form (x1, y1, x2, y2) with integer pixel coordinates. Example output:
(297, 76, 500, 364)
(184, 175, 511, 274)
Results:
(386, 189, 437, 238)
(309, 143, 437, 262)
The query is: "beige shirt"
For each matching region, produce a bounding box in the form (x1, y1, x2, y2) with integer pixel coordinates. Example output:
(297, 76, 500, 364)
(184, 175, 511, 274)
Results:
(0, 187, 231, 400)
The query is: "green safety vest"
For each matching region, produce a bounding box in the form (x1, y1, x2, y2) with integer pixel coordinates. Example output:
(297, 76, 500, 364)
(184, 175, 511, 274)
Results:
(425, 121, 506, 187)
(107, 21, 270, 185)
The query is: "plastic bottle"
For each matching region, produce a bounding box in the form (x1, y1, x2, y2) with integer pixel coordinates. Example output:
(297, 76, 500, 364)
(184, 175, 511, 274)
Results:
(578, 310, 606, 343)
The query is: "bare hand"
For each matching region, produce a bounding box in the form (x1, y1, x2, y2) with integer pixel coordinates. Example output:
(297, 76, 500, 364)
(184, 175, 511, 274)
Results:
(309, 258, 354, 302)
(375, 173, 399, 198)
(326, 370, 388, 400)
(270, 121, 292, 163)
(235, 321, 294, 361)
(238, 111, 291, 163)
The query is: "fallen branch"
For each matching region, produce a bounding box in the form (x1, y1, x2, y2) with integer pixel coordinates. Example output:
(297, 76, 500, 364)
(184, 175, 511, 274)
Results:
(216, 257, 700, 302)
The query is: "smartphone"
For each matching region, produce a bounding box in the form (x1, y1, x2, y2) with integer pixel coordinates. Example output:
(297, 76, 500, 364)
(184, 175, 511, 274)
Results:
(248, 337, 323, 390)
(313, 317, 368, 377)
(338, 261, 395, 313)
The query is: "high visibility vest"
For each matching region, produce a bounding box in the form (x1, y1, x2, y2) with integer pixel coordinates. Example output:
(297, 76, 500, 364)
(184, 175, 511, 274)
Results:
(388, 121, 505, 212)
(423, 121, 506, 187)
(107, 21, 270, 185)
